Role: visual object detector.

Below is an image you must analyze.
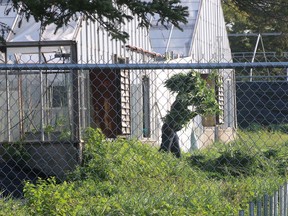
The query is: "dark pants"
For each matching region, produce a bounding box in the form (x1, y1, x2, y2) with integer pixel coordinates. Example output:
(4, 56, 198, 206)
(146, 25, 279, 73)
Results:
(159, 123, 181, 158)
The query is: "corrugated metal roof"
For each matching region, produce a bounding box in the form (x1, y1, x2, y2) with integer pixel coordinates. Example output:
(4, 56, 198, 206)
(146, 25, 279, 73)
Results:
(149, 0, 201, 57)
(0, 1, 80, 42)
(8, 18, 79, 42)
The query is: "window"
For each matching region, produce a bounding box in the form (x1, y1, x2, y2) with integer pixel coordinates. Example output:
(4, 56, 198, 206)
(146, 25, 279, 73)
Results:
(142, 75, 151, 137)
(52, 85, 68, 107)
(201, 72, 224, 126)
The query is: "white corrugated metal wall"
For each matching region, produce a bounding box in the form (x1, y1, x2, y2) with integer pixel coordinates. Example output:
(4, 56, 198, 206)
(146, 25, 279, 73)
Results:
(73, 8, 157, 141)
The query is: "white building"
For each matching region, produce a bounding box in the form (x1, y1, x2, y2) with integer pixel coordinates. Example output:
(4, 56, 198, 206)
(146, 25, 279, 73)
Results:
(0, 0, 236, 153)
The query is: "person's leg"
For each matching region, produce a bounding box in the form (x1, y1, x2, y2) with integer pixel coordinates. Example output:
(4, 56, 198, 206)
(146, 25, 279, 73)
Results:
(170, 133, 181, 158)
(159, 123, 173, 153)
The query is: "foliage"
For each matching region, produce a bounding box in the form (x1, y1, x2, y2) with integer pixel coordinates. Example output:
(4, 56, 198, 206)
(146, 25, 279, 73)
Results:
(163, 70, 221, 131)
(2, 0, 188, 42)
(190, 124, 288, 179)
(242, 123, 288, 134)
(1, 142, 30, 166)
(0, 197, 28, 216)
(43, 117, 71, 140)
(24, 178, 83, 216)
(0, 21, 13, 43)
(222, 1, 255, 53)
(223, 0, 288, 55)
(1, 128, 288, 215)
(70, 127, 110, 181)
(228, 0, 288, 27)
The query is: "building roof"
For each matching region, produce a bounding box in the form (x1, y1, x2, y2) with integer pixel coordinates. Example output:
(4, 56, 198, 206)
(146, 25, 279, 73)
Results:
(0, 1, 80, 42)
(149, 0, 201, 57)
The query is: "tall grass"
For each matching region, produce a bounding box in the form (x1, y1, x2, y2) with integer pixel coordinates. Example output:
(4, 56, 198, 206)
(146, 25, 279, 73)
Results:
(1, 126, 288, 215)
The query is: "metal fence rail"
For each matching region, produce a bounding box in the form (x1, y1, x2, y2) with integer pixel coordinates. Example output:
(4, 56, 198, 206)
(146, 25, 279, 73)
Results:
(1, 61, 288, 70)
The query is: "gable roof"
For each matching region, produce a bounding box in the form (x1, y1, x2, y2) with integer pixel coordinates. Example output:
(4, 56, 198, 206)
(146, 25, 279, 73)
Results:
(149, 0, 201, 57)
(149, 0, 232, 62)
(0, 11, 80, 42)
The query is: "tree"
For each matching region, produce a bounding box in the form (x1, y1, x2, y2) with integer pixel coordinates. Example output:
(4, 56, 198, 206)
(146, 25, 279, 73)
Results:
(1, 0, 189, 42)
(0, 22, 12, 42)
(159, 71, 221, 158)
(222, 0, 288, 55)
(227, 0, 288, 25)
(222, 0, 288, 78)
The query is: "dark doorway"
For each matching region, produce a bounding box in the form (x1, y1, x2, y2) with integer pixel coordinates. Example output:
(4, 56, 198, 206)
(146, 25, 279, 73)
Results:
(90, 69, 122, 138)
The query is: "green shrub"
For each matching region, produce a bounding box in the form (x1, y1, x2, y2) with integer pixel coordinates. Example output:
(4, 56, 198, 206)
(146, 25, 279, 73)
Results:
(2, 128, 286, 215)
(1, 142, 30, 166)
(70, 127, 110, 181)
(24, 177, 83, 216)
(0, 196, 28, 216)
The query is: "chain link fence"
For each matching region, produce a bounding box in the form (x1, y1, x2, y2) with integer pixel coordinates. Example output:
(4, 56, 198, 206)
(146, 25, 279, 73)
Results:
(1, 56, 288, 214)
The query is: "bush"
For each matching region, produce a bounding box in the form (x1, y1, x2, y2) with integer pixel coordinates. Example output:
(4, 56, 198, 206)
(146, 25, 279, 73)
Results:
(1, 142, 30, 166)
(24, 178, 83, 216)
(3, 128, 286, 215)
(0, 196, 28, 215)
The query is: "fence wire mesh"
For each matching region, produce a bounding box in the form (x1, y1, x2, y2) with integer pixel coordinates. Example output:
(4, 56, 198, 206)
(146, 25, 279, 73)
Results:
(1, 56, 288, 215)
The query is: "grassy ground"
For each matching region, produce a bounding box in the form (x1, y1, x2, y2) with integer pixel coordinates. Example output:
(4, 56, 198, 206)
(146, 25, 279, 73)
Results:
(1, 126, 288, 215)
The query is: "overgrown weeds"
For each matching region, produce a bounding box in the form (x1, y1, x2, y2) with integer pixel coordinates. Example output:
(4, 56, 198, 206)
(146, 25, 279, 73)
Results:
(1, 126, 288, 215)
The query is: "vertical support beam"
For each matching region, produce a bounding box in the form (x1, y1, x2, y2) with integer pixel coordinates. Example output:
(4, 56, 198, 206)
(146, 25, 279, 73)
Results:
(249, 202, 254, 216)
(40, 70, 45, 141)
(5, 69, 11, 142)
(280, 186, 285, 216)
(17, 70, 24, 139)
(284, 183, 288, 216)
(256, 199, 261, 216)
(39, 46, 45, 141)
(274, 191, 278, 216)
(270, 195, 274, 215)
(79, 68, 88, 135)
(263, 194, 269, 216)
(71, 42, 80, 142)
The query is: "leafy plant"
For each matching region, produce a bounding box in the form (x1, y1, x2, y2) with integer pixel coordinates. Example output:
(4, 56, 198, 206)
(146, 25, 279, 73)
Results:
(24, 177, 83, 216)
(69, 127, 109, 181)
(1, 142, 30, 166)
(44, 124, 55, 135)
(163, 70, 221, 131)
(2, 128, 288, 215)
(0, 196, 28, 215)
(159, 70, 221, 157)
(27, 117, 71, 140)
